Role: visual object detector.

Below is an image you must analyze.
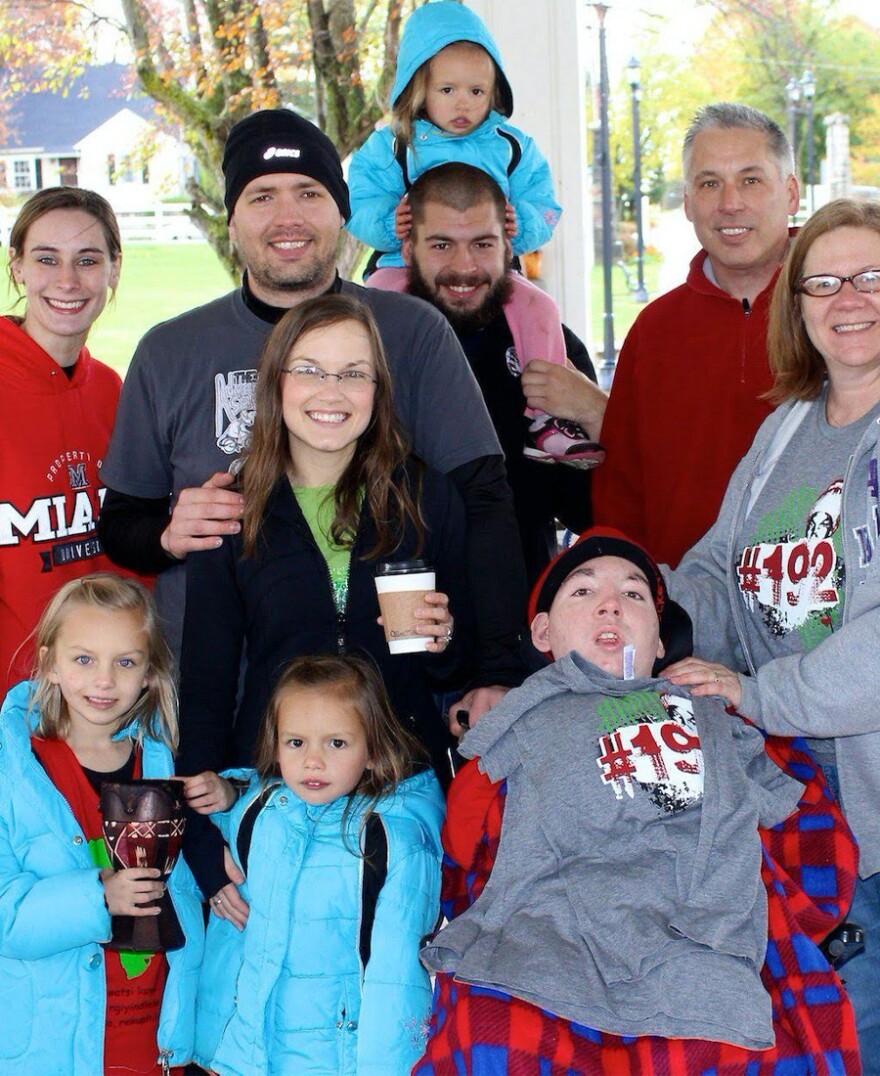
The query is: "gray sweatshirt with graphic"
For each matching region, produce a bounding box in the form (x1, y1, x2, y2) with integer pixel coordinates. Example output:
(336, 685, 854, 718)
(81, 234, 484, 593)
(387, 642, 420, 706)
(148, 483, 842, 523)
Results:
(667, 398, 880, 877)
(422, 653, 801, 1048)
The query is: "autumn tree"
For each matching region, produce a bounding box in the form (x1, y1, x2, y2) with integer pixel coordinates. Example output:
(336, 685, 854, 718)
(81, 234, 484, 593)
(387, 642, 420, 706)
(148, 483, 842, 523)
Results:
(696, 0, 880, 184)
(0, 0, 423, 277)
(602, 0, 880, 218)
(0, 1, 91, 142)
(125, 0, 425, 276)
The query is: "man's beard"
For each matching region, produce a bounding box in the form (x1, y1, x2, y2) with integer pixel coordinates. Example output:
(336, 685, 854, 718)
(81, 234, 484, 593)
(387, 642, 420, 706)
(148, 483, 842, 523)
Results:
(244, 230, 340, 300)
(408, 259, 514, 335)
(249, 252, 337, 296)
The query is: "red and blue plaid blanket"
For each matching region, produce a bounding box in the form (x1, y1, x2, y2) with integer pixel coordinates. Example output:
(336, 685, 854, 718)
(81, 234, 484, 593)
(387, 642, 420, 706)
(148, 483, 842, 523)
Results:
(415, 734, 860, 1075)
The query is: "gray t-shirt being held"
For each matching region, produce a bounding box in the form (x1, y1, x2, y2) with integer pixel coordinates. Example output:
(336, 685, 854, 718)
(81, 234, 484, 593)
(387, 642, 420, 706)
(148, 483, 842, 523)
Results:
(422, 653, 802, 1049)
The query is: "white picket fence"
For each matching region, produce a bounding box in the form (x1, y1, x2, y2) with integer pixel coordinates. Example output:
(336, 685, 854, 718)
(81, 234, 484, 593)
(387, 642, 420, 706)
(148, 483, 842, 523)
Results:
(0, 202, 205, 245)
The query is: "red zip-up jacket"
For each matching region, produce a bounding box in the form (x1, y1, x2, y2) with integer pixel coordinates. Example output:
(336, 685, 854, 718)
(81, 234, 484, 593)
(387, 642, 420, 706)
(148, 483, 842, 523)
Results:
(593, 243, 790, 567)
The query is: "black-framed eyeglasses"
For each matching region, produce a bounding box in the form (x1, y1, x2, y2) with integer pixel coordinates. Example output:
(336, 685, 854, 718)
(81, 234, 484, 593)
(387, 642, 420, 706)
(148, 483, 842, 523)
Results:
(281, 364, 377, 389)
(795, 270, 880, 298)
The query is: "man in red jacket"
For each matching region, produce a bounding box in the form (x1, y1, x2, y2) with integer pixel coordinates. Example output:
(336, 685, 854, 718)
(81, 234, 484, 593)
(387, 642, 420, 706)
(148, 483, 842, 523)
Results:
(593, 103, 800, 567)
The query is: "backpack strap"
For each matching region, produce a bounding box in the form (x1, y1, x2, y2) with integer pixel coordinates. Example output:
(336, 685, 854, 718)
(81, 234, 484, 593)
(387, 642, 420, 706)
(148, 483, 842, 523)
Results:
(359, 812, 390, 971)
(235, 781, 280, 876)
(497, 127, 523, 177)
(236, 786, 391, 973)
(393, 137, 411, 191)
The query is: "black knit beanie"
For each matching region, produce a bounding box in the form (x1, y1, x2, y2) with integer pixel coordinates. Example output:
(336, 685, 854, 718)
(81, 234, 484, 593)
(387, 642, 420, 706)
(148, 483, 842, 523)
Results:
(529, 527, 693, 675)
(223, 109, 351, 221)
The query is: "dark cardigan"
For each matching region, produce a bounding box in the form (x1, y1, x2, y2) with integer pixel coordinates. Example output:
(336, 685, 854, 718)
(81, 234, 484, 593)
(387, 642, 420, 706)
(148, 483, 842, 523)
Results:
(177, 463, 472, 897)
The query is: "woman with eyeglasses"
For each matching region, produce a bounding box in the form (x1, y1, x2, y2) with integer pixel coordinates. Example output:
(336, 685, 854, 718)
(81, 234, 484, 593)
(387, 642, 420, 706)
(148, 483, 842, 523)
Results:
(658, 198, 880, 1068)
(176, 294, 470, 913)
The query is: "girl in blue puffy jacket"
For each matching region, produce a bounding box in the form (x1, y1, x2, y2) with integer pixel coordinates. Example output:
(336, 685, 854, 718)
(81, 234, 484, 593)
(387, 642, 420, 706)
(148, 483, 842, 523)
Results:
(184, 652, 445, 1075)
(348, 0, 601, 468)
(0, 573, 203, 1075)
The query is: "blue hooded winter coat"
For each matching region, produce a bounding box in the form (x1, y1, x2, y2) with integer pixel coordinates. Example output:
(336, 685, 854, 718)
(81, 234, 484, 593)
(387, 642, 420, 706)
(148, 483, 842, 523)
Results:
(0, 681, 204, 1075)
(347, 0, 561, 264)
(194, 769, 444, 1075)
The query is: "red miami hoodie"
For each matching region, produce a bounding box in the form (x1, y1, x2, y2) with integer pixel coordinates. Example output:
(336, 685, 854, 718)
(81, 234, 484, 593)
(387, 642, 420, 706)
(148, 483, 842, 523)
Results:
(0, 316, 125, 689)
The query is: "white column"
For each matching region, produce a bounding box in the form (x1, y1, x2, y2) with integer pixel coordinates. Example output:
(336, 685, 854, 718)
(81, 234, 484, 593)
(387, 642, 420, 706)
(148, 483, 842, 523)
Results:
(824, 112, 851, 202)
(467, 0, 592, 347)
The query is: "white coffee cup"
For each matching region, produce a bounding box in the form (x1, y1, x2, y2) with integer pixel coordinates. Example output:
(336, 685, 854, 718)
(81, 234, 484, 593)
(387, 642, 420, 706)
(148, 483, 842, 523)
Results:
(374, 561, 436, 654)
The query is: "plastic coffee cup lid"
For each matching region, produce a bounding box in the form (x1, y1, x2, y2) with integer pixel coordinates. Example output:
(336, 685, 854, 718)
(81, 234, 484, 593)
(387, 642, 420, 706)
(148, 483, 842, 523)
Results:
(374, 560, 433, 576)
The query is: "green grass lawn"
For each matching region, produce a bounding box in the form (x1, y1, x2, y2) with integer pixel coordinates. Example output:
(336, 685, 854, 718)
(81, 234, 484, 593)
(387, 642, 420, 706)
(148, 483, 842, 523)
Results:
(590, 255, 661, 354)
(1, 242, 233, 376)
(1, 241, 662, 376)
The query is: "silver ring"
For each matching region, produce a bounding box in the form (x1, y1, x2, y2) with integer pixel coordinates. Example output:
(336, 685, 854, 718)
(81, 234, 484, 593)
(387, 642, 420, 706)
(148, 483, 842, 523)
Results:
(212, 896, 223, 906)
(442, 627, 453, 644)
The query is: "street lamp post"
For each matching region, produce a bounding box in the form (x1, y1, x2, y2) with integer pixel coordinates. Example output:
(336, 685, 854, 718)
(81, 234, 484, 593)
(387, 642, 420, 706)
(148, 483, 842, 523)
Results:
(626, 56, 649, 304)
(592, 3, 616, 386)
(801, 69, 816, 213)
(785, 76, 801, 166)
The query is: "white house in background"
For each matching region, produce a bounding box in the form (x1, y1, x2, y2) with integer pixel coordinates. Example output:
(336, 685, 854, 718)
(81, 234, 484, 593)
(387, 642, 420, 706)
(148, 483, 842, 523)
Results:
(0, 64, 194, 209)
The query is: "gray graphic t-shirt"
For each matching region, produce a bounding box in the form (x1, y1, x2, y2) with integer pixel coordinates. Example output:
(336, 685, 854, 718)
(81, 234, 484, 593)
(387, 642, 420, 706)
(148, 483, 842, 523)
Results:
(423, 655, 802, 1049)
(734, 391, 880, 762)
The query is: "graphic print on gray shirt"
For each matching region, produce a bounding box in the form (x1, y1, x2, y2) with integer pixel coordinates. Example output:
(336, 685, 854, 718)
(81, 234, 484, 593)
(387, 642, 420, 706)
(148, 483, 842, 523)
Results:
(735, 390, 880, 664)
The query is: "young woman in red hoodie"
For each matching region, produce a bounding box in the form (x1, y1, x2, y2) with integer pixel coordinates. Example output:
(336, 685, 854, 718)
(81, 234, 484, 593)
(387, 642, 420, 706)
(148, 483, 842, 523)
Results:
(0, 186, 124, 689)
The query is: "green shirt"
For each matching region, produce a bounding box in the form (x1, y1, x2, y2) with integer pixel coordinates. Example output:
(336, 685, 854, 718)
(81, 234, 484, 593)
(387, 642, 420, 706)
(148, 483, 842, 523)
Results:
(292, 483, 353, 614)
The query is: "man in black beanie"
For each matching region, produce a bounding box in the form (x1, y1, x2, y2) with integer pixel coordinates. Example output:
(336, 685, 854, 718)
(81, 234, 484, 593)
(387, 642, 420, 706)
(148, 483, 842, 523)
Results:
(220, 109, 352, 299)
(98, 110, 528, 877)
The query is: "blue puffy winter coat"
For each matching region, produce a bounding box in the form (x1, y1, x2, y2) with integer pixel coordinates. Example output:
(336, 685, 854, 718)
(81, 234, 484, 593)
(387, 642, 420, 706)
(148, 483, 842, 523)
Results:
(194, 769, 444, 1075)
(347, 0, 561, 263)
(0, 681, 204, 1075)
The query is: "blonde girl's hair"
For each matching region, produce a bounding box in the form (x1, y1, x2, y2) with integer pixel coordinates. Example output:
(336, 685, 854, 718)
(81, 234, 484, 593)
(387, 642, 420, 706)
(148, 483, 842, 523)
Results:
(253, 653, 426, 805)
(392, 41, 505, 147)
(240, 293, 425, 560)
(31, 573, 178, 750)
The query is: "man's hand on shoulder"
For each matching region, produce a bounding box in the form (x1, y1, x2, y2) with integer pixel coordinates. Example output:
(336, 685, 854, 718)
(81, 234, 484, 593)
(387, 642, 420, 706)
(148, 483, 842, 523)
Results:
(521, 359, 608, 440)
(160, 471, 244, 560)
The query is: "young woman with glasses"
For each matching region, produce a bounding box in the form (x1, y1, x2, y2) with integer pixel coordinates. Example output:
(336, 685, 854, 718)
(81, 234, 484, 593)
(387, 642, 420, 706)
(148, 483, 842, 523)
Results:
(176, 294, 470, 916)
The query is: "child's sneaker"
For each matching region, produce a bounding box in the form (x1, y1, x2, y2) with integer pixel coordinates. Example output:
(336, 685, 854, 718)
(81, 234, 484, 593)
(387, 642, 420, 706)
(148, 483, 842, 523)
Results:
(524, 416, 606, 469)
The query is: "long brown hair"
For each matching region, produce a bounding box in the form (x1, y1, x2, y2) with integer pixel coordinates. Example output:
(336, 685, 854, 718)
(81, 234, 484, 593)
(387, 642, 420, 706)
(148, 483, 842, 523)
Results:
(241, 294, 425, 559)
(767, 199, 880, 404)
(254, 653, 425, 803)
(31, 573, 177, 750)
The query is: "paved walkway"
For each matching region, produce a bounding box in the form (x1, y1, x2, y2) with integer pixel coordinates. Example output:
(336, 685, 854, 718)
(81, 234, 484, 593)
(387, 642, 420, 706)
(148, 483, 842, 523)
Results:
(651, 206, 699, 297)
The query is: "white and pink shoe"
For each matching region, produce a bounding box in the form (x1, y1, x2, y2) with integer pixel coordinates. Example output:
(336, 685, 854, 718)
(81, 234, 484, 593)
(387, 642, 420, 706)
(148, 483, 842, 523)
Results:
(523, 416, 606, 469)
